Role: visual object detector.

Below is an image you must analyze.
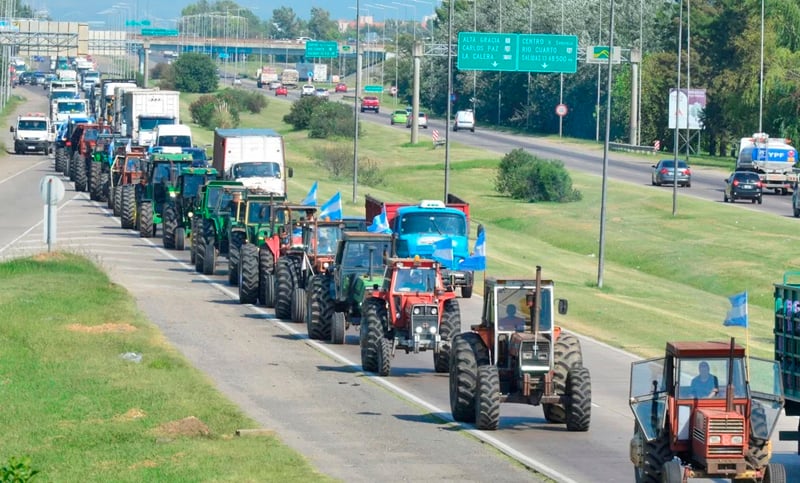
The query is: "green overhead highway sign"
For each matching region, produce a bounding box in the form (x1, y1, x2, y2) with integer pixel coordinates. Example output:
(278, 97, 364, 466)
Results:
(364, 85, 383, 93)
(457, 32, 517, 72)
(517, 34, 577, 73)
(457, 32, 578, 74)
(140, 28, 179, 37)
(126, 20, 151, 27)
(305, 41, 339, 59)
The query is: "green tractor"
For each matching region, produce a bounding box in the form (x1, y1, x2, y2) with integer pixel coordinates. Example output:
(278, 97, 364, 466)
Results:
(306, 231, 392, 343)
(162, 166, 219, 251)
(229, 193, 291, 302)
(191, 180, 247, 275)
(89, 134, 128, 203)
(136, 153, 195, 238)
(276, 219, 346, 323)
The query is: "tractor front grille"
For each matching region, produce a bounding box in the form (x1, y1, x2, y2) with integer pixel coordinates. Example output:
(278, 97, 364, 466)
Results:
(708, 419, 744, 433)
(707, 446, 742, 456)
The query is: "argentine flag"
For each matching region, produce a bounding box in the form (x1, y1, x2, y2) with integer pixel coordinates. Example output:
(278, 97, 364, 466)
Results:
(319, 192, 343, 221)
(723, 291, 748, 328)
(301, 181, 318, 206)
(459, 229, 486, 271)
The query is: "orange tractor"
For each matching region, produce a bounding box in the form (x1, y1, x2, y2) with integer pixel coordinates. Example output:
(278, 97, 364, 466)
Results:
(359, 257, 461, 376)
(629, 338, 785, 482)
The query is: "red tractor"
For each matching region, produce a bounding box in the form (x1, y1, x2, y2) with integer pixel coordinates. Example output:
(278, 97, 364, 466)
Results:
(359, 257, 461, 376)
(629, 338, 785, 482)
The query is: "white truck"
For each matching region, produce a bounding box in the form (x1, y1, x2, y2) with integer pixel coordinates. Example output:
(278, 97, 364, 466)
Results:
(296, 63, 328, 82)
(735, 132, 799, 194)
(212, 128, 292, 195)
(52, 99, 89, 123)
(255, 66, 279, 88)
(100, 79, 138, 123)
(9, 112, 54, 155)
(280, 69, 300, 88)
(154, 124, 193, 150)
(113, 84, 144, 132)
(121, 89, 180, 146)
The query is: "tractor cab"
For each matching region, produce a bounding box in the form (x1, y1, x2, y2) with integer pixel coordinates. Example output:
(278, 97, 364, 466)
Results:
(629, 339, 784, 482)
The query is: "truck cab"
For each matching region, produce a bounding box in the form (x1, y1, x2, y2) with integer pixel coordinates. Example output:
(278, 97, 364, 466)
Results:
(155, 124, 193, 150)
(10, 112, 54, 154)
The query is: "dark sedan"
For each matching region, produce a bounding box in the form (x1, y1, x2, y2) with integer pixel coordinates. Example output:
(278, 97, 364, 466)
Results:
(723, 171, 763, 204)
(651, 159, 692, 187)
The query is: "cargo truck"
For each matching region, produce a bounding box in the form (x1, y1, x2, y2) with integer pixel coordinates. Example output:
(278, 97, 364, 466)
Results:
(255, 66, 279, 88)
(735, 132, 799, 194)
(774, 271, 800, 454)
(296, 63, 328, 82)
(121, 89, 180, 145)
(280, 69, 299, 88)
(212, 128, 292, 196)
(364, 194, 474, 298)
(99, 78, 137, 123)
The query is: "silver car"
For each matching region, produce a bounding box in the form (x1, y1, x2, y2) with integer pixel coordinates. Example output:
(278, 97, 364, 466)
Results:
(651, 159, 692, 187)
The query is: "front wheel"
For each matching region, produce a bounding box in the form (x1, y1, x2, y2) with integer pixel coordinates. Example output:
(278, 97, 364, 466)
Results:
(175, 227, 186, 251)
(238, 244, 260, 304)
(460, 285, 472, 299)
(291, 287, 306, 323)
(475, 365, 500, 430)
(331, 312, 346, 345)
(565, 366, 592, 431)
(138, 202, 155, 238)
(360, 299, 388, 374)
(449, 332, 490, 423)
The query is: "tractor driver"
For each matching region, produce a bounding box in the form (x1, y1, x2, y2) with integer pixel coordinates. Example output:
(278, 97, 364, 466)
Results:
(498, 304, 526, 331)
(690, 361, 719, 398)
(397, 269, 427, 292)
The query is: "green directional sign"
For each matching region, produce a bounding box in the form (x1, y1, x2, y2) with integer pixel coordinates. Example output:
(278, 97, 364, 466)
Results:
(517, 34, 578, 73)
(457, 32, 517, 71)
(140, 28, 179, 37)
(364, 85, 383, 93)
(125, 20, 151, 27)
(305, 41, 339, 59)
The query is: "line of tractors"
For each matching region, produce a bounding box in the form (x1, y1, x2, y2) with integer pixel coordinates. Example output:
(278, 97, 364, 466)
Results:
(49, 125, 790, 483)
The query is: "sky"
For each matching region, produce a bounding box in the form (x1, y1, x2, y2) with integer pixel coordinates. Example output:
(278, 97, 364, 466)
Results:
(40, 1, 436, 28)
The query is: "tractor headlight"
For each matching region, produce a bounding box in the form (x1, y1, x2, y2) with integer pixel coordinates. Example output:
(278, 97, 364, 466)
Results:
(709, 435, 721, 444)
(430, 307, 438, 315)
(322, 262, 329, 269)
(415, 326, 423, 334)
(413, 307, 421, 315)
(521, 351, 534, 361)
(731, 435, 743, 444)
(169, 192, 176, 198)
(429, 326, 436, 334)
(188, 212, 193, 218)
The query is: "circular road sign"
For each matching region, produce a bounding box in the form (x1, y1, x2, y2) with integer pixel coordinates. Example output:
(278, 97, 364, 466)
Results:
(555, 103, 569, 117)
(39, 175, 65, 205)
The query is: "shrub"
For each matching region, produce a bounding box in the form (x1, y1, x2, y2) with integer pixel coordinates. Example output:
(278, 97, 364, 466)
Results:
(1, 455, 39, 482)
(283, 96, 327, 130)
(189, 95, 217, 127)
(150, 62, 172, 80)
(309, 102, 356, 139)
(314, 144, 384, 187)
(495, 148, 582, 202)
(172, 53, 218, 93)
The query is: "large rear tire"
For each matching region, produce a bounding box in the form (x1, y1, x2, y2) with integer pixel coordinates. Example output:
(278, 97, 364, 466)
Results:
(275, 257, 298, 320)
(434, 299, 460, 373)
(162, 204, 177, 249)
(120, 185, 136, 229)
(258, 247, 275, 307)
(202, 220, 217, 275)
(565, 366, 592, 431)
(661, 460, 682, 483)
(138, 202, 155, 238)
(307, 275, 326, 340)
(449, 332, 490, 423)
(89, 162, 102, 200)
(55, 148, 66, 173)
(543, 332, 584, 424)
(633, 431, 671, 483)
(475, 365, 500, 430)
(360, 299, 388, 374)
(238, 244, 260, 304)
(291, 287, 306, 323)
(112, 186, 121, 217)
(330, 312, 346, 345)
(74, 156, 87, 192)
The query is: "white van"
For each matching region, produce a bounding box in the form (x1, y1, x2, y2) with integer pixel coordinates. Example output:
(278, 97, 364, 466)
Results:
(155, 124, 193, 150)
(453, 110, 475, 132)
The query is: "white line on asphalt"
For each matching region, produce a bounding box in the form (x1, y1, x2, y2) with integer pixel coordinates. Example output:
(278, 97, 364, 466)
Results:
(0, 159, 51, 185)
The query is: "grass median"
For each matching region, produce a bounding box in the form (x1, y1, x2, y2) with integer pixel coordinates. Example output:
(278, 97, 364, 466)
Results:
(0, 253, 331, 481)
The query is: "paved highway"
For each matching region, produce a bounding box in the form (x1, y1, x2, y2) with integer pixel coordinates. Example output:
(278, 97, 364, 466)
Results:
(3, 83, 800, 482)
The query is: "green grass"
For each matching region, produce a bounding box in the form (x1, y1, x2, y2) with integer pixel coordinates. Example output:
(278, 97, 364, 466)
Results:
(178, 90, 792, 359)
(0, 254, 331, 482)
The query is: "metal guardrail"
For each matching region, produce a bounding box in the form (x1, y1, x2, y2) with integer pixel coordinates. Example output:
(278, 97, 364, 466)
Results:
(609, 142, 658, 154)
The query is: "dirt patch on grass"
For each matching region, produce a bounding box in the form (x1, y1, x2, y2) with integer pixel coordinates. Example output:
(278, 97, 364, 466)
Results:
(115, 408, 146, 421)
(66, 322, 137, 333)
(155, 416, 211, 438)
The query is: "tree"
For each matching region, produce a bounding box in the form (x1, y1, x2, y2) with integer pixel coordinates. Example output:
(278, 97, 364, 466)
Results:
(172, 53, 218, 93)
(271, 7, 304, 39)
(307, 7, 337, 41)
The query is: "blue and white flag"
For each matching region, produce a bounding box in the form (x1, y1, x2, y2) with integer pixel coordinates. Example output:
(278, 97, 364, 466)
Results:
(459, 229, 486, 271)
(301, 181, 318, 206)
(319, 192, 342, 221)
(723, 291, 748, 328)
(432, 237, 454, 265)
(367, 207, 392, 234)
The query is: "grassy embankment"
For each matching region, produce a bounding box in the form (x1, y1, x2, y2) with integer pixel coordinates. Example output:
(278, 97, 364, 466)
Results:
(180, 91, 794, 360)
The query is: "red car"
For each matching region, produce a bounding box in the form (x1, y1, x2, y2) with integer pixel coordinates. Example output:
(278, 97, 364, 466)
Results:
(275, 86, 288, 96)
(335, 83, 348, 93)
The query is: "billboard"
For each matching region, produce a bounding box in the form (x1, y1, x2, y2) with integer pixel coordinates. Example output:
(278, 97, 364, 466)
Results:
(668, 88, 706, 130)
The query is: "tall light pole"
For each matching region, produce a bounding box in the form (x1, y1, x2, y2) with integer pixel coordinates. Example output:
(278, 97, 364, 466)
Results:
(758, 0, 764, 132)
(365, 4, 387, 96)
(392, 2, 416, 42)
(597, 0, 616, 288)
(444, 0, 453, 201)
(672, 0, 684, 217)
(376, 3, 400, 107)
(353, 2, 363, 204)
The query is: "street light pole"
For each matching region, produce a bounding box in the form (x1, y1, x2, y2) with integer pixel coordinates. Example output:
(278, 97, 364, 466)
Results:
(597, 0, 616, 289)
(444, 0, 453, 201)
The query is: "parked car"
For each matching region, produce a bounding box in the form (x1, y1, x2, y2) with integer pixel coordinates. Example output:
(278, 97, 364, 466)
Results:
(268, 81, 282, 90)
(651, 159, 692, 187)
(275, 85, 288, 96)
(360, 95, 380, 113)
(390, 109, 408, 125)
(406, 112, 428, 129)
(301, 84, 315, 96)
(453, 109, 475, 132)
(314, 87, 329, 98)
(724, 171, 763, 204)
(335, 83, 348, 93)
